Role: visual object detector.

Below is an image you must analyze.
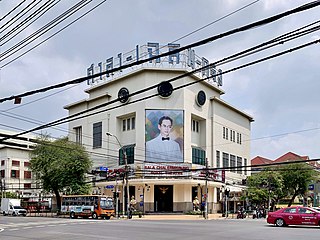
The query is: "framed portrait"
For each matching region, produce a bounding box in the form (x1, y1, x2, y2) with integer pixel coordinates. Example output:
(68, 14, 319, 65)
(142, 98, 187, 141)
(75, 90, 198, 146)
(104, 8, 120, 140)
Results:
(145, 109, 184, 163)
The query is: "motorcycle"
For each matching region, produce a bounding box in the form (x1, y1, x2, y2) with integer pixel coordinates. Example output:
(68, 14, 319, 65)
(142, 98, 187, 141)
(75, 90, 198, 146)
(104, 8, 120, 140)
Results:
(236, 209, 246, 219)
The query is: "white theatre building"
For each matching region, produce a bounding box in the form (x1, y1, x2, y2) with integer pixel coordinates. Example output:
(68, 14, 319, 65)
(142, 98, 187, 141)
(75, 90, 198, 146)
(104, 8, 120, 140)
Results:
(64, 42, 253, 214)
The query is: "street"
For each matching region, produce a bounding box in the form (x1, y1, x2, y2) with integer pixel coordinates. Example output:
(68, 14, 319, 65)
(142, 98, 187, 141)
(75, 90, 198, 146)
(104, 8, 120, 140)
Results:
(0, 216, 319, 240)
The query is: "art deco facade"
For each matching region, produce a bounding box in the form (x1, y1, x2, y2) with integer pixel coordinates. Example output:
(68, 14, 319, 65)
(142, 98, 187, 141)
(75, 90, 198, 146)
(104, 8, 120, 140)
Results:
(65, 43, 253, 213)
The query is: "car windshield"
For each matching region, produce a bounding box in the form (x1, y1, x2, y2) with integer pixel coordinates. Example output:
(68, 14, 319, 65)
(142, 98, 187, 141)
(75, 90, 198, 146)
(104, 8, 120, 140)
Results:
(13, 206, 24, 209)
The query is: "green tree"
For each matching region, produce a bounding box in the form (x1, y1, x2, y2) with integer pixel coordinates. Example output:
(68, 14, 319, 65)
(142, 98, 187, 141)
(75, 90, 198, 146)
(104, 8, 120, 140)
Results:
(30, 136, 92, 212)
(280, 163, 317, 207)
(247, 169, 284, 209)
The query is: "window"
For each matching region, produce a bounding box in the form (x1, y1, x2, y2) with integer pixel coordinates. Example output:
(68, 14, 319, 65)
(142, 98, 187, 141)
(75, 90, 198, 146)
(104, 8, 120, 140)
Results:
(93, 122, 102, 148)
(11, 170, 20, 178)
(0, 170, 4, 178)
(192, 120, 199, 132)
(237, 157, 242, 174)
(12, 160, 20, 166)
(122, 117, 135, 132)
(132, 117, 135, 130)
(119, 144, 135, 165)
(244, 158, 247, 175)
(74, 126, 82, 144)
(192, 147, 206, 165)
(223, 127, 229, 140)
(127, 119, 131, 130)
(230, 130, 233, 142)
(122, 119, 126, 131)
(24, 162, 30, 167)
(216, 150, 220, 168)
(230, 155, 236, 172)
(24, 183, 31, 189)
(283, 208, 296, 213)
(222, 152, 229, 168)
(24, 171, 31, 179)
(1, 160, 4, 166)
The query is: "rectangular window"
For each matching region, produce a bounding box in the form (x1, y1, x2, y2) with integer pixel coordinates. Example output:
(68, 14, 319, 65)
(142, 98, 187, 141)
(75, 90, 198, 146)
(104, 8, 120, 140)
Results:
(131, 117, 135, 130)
(11, 170, 20, 178)
(12, 160, 20, 166)
(244, 158, 247, 175)
(122, 119, 126, 131)
(74, 126, 82, 144)
(237, 156, 242, 174)
(24, 171, 32, 179)
(230, 155, 236, 173)
(24, 162, 30, 167)
(223, 127, 225, 139)
(0, 170, 4, 178)
(225, 128, 228, 140)
(233, 131, 235, 142)
(127, 118, 131, 130)
(24, 183, 31, 189)
(122, 117, 136, 132)
(239, 134, 242, 145)
(93, 122, 102, 148)
(192, 147, 205, 165)
(222, 152, 229, 168)
(192, 120, 199, 133)
(119, 145, 135, 165)
(216, 150, 220, 168)
(1, 160, 4, 166)
(230, 130, 233, 142)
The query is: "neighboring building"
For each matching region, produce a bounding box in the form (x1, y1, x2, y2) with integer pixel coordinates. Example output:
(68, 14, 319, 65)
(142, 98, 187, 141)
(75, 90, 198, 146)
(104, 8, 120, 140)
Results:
(64, 42, 253, 213)
(251, 152, 320, 207)
(0, 129, 38, 199)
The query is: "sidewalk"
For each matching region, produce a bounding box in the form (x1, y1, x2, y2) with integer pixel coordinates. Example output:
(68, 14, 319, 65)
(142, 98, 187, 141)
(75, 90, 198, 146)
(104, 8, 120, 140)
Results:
(132, 213, 224, 220)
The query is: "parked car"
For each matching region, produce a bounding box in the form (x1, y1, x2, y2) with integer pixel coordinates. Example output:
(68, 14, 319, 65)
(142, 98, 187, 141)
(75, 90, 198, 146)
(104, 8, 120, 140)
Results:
(267, 206, 320, 227)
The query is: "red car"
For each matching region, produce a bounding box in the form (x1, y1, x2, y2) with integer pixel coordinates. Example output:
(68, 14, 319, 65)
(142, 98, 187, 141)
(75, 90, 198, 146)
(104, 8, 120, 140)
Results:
(267, 206, 320, 227)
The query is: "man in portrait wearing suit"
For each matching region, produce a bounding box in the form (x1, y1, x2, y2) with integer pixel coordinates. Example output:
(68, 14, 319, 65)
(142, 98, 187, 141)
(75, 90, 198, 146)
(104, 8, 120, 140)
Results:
(146, 116, 183, 162)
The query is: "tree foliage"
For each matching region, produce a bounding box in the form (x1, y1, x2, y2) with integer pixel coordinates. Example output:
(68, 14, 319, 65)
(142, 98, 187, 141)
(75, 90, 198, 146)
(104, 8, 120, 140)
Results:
(280, 163, 317, 207)
(247, 168, 285, 210)
(247, 164, 318, 208)
(30, 136, 92, 211)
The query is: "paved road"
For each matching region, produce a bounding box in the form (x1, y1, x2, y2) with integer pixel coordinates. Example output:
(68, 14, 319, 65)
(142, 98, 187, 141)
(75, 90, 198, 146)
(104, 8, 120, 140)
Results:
(0, 216, 319, 240)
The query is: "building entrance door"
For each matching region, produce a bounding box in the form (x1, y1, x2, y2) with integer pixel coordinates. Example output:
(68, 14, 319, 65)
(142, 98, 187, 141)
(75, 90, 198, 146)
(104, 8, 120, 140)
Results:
(154, 185, 173, 212)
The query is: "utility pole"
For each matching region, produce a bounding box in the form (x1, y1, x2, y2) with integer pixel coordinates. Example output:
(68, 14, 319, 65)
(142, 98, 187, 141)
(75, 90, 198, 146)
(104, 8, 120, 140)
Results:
(204, 158, 208, 219)
(106, 132, 130, 219)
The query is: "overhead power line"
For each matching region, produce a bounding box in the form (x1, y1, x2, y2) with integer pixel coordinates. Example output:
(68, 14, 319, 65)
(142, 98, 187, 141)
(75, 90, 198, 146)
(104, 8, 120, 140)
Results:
(0, 0, 27, 22)
(0, 0, 92, 60)
(1, 37, 319, 143)
(0, 0, 38, 31)
(1, 0, 319, 103)
(0, 0, 108, 67)
(0, 0, 60, 43)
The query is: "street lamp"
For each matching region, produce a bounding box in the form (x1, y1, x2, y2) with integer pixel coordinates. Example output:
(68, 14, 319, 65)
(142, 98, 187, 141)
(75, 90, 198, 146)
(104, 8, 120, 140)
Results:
(106, 132, 130, 219)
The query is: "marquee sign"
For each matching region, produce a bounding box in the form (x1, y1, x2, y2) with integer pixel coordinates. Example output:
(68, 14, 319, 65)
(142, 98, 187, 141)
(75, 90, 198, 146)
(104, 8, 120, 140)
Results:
(143, 163, 225, 182)
(86, 42, 223, 87)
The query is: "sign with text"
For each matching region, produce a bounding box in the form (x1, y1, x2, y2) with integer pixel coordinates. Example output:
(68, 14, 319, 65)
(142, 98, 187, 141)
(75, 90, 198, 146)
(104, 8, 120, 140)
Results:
(86, 42, 222, 87)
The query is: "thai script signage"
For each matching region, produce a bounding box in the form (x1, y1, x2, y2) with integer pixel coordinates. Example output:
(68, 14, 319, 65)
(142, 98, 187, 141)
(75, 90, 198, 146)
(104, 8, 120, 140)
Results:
(87, 42, 222, 87)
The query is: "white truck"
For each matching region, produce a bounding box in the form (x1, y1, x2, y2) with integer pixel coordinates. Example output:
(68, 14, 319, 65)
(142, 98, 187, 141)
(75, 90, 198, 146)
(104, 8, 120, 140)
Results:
(1, 198, 27, 216)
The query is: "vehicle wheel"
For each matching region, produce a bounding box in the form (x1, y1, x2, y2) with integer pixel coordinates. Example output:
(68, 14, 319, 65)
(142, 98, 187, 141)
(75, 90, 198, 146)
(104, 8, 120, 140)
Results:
(70, 212, 76, 219)
(275, 218, 285, 227)
(105, 216, 111, 220)
(92, 212, 98, 219)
